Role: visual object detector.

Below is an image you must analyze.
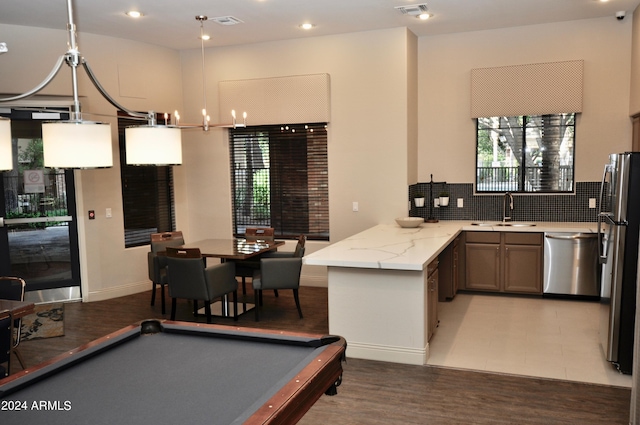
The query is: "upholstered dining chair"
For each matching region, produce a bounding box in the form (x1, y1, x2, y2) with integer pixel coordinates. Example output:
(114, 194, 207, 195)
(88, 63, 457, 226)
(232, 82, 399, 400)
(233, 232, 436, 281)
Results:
(261, 235, 306, 298)
(0, 276, 27, 370)
(0, 310, 13, 378)
(165, 247, 238, 324)
(251, 244, 305, 321)
(234, 227, 276, 295)
(148, 231, 184, 314)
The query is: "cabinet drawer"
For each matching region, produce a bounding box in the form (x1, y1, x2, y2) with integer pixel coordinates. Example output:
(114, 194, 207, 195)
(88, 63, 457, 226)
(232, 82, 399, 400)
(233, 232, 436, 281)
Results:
(465, 231, 501, 244)
(427, 258, 439, 276)
(504, 232, 542, 245)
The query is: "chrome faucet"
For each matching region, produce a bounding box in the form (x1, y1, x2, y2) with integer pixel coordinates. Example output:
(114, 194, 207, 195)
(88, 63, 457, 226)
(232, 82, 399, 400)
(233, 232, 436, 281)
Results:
(503, 192, 513, 222)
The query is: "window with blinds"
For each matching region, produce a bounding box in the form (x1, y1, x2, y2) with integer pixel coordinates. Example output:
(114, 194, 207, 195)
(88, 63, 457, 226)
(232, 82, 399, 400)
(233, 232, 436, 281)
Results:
(118, 114, 176, 247)
(229, 123, 329, 240)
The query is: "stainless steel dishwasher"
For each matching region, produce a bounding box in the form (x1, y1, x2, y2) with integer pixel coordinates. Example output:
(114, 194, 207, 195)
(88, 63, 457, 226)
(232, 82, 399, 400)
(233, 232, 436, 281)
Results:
(543, 232, 601, 297)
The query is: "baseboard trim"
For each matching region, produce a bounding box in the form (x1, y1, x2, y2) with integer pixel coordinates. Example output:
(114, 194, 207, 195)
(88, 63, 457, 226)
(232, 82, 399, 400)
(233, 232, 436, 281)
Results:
(85, 281, 150, 302)
(344, 341, 428, 365)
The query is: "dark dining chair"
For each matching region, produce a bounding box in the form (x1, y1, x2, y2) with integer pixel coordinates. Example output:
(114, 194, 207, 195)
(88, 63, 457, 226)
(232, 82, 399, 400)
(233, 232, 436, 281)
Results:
(165, 247, 238, 324)
(0, 276, 27, 370)
(148, 231, 185, 314)
(0, 309, 13, 378)
(234, 227, 276, 295)
(252, 244, 305, 321)
(261, 235, 306, 298)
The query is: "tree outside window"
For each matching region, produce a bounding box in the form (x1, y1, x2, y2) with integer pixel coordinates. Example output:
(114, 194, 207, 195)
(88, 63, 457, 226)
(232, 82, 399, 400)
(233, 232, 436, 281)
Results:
(476, 114, 575, 193)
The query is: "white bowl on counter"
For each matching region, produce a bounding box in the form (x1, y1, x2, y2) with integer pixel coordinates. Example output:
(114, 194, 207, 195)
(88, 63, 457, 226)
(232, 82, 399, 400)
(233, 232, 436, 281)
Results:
(395, 217, 424, 228)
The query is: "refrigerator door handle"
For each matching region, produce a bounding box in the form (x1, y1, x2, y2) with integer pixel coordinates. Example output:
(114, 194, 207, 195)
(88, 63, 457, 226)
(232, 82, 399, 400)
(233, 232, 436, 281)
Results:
(598, 163, 610, 261)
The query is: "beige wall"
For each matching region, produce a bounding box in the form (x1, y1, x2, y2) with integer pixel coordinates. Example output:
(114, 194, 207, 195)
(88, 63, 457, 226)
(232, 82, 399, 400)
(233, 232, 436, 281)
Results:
(1, 14, 636, 299)
(419, 17, 633, 184)
(178, 27, 416, 244)
(0, 24, 184, 301)
(631, 7, 640, 116)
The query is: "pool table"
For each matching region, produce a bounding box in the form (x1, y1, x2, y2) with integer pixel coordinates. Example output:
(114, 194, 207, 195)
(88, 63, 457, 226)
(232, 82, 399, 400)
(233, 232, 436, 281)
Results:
(0, 320, 346, 425)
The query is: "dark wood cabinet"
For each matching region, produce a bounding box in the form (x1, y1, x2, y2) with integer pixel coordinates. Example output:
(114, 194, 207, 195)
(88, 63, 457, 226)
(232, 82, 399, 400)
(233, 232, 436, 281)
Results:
(427, 258, 439, 341)
(438, 236, 460, 301)
(464, 231, 542, 294)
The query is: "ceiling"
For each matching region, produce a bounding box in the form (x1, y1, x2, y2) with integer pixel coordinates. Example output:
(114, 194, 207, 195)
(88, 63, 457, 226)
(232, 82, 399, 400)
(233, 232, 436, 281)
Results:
(1, 0, 640, 51)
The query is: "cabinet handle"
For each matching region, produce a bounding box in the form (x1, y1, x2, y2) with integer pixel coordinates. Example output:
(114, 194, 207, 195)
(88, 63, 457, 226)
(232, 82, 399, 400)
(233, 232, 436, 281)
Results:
(505, 247, 509, 258)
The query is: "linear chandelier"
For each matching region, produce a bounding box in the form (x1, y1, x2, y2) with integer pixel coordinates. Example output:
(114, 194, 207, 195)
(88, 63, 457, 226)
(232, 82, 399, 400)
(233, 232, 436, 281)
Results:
(0, 0, 246, 171)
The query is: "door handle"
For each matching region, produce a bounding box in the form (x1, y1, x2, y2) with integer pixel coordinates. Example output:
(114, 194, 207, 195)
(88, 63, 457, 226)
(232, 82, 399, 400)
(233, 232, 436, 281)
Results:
(545, 234, 598, 240)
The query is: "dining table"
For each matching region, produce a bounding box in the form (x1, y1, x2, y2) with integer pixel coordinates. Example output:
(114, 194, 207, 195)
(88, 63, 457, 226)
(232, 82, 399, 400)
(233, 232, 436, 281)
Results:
(181, 238, 285, 260)
(179, 238, 285, 317)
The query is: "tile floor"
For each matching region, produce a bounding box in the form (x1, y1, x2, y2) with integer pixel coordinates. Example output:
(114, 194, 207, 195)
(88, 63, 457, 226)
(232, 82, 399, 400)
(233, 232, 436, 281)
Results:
(427, 293, 632, 388)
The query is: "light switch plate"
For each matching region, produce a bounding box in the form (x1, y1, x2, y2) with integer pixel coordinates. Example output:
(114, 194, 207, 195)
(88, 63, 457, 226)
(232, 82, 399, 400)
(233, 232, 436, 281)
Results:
(457, 198, 464, 208)
(589, 198, 596, 209)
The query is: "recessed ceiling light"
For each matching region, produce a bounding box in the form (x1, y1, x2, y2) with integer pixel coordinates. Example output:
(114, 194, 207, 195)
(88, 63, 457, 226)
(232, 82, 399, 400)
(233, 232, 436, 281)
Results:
(126, 11, 143, 18)
(299, 23, 315, 30)
(200, 34, 210, 41)
(418, 13, 432, 20)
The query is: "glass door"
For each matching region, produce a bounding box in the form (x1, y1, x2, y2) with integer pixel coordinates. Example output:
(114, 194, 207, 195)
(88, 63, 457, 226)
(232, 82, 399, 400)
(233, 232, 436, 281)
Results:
(0, 107, 81, 302)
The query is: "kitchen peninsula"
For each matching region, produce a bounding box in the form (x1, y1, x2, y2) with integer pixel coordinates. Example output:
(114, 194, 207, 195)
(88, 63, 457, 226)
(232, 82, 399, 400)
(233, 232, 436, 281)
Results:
(303, 221, 597, 365)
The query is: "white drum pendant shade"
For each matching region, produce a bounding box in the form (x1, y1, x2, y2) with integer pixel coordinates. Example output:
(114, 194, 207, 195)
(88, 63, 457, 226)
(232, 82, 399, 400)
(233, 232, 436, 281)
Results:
(43, 121, 113, 168)
(125, 126, 182, 165)
(0, 118, 12, 171)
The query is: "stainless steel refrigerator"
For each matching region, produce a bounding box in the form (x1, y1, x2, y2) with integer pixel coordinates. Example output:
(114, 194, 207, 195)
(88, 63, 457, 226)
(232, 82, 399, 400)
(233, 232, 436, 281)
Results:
(598, 152, 640, 375)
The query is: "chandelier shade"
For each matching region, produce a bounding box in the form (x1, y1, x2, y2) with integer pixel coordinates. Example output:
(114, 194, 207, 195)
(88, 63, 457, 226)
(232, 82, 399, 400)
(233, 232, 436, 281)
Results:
(125, 126, 182, 165)
(42, 121, 113, 168)
(0, 118, 12, 171)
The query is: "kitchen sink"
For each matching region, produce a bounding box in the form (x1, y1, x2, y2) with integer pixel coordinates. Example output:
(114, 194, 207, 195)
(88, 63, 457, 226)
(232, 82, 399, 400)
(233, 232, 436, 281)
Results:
(470, 222, 494, 226)
(495, 222, 536, 227)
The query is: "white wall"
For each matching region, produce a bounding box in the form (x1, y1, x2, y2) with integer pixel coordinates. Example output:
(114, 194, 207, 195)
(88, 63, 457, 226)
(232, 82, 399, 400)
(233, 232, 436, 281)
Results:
(418, 17, 633, 184)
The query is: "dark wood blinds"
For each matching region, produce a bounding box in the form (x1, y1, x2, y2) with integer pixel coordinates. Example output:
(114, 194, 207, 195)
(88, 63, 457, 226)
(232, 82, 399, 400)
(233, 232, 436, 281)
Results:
(118, 113, 175, 247)
(229, 123, 329, 240)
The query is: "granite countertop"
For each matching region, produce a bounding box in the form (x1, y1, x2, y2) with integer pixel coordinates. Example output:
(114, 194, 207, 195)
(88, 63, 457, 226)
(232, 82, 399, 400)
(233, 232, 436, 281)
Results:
(303, 221, 598, 271)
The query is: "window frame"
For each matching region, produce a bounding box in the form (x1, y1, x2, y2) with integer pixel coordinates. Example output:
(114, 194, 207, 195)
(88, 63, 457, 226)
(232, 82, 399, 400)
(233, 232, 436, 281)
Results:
(475, 114, 576, 194)
(118, 113, 176, 248)
(229, 123, 329, 241)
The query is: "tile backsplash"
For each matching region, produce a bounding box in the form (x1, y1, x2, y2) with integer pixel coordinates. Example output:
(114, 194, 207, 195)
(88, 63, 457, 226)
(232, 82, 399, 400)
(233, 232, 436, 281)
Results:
(408, 182, 600, 222)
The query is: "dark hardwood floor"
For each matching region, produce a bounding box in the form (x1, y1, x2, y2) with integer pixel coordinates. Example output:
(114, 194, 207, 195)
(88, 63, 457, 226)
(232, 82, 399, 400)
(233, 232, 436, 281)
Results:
(10, 286, 631, 424)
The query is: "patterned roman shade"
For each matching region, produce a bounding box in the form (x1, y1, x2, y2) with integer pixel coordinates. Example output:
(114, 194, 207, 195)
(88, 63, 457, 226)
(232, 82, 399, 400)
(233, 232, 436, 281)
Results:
(470, 60, 583, 118)
(219, 73, 331, 125)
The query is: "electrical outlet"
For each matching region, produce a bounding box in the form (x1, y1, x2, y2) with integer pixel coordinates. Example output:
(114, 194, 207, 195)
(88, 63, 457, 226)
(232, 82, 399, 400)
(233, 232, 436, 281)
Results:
(589, 198, 596, 209)
(106, 208, 112, 218)
(457, 198, 464, 208)
(352, 201, 359, 212)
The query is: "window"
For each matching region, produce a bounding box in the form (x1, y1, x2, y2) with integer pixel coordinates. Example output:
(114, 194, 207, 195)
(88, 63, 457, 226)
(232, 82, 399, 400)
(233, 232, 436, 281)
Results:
(476, 114, 575, 193)
(118, 114, 175, 247)
(229, 123, 329, 240)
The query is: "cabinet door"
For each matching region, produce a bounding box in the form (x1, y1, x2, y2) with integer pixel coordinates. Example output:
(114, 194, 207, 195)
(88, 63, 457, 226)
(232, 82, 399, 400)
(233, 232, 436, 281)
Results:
(452, 239, 459, 296)
(503, 244, 542, 293)
(438, 242, 453, 301)
(465, 243, 500, 291)
(428, 268, 439, 341)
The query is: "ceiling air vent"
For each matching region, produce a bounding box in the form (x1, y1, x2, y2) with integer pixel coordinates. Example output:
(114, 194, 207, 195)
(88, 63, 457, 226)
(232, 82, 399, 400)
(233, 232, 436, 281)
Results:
(394, 4, 429, 17)
(210, 16, 244, 26)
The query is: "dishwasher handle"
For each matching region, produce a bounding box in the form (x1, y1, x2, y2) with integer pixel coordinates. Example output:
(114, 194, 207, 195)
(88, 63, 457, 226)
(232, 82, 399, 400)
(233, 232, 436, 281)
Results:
(544, 233, 598, 240)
